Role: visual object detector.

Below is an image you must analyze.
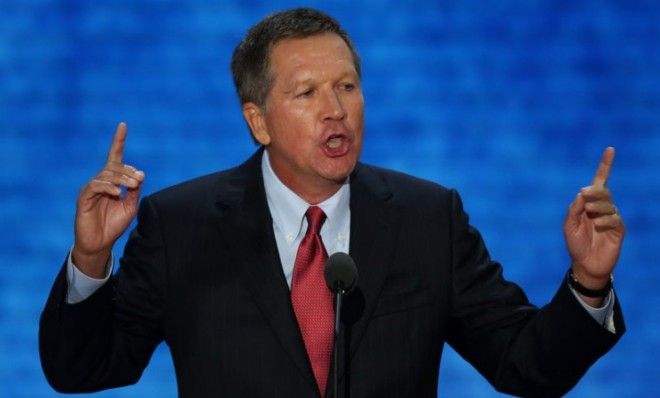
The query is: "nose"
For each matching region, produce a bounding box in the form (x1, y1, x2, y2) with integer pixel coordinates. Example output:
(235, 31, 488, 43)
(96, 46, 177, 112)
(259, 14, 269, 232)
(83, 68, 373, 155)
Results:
(320, 88, 347, 121)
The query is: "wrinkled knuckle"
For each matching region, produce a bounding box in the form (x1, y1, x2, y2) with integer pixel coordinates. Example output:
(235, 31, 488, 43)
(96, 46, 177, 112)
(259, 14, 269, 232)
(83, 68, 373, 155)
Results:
(98, 169, 112, 178)
(126, 176, 141, 187)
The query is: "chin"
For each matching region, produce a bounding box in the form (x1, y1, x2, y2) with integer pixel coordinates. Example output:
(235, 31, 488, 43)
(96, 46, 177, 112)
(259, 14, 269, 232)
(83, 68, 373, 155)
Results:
(318, 157, 357, 183)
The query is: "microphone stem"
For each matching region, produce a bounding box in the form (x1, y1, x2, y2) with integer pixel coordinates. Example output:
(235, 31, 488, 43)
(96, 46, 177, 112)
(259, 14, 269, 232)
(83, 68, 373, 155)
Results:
(335, 291, 343, 335)
(334, 289, 344, 398)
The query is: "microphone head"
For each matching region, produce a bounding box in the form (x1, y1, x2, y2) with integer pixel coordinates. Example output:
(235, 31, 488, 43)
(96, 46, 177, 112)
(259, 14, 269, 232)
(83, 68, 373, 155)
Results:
(324, 252, 358, 294)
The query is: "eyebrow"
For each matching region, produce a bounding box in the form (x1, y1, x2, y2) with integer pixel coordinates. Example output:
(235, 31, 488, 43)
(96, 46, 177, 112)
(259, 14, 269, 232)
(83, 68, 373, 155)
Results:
(282, 70, 358, 94)
(282, 78, 314, 94)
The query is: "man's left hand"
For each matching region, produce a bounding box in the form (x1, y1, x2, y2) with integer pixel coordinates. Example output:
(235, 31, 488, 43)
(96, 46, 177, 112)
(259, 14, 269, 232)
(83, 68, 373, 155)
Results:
(563, 147, 625, 305)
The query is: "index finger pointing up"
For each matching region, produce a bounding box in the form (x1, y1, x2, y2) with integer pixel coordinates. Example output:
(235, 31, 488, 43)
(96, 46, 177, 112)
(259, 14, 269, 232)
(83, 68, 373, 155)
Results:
(592, 146, 615, 187)
(107, 122, 127, 164)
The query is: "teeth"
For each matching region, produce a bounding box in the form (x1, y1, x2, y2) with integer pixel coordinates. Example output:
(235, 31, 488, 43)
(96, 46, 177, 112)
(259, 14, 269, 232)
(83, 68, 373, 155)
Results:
(327, 137, 342, 148)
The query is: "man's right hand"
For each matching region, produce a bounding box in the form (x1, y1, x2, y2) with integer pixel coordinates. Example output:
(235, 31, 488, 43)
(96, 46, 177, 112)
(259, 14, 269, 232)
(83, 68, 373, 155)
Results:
(71, 122, 145, 278)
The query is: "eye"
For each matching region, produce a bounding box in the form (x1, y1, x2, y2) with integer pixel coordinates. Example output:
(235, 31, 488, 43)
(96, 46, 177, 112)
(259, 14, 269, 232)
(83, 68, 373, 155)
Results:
(296, 89, 314, 98)
(340, 82, 355, 91)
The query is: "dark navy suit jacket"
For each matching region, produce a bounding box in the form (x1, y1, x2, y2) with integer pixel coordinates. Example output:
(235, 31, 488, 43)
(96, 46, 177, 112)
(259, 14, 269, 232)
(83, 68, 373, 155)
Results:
(40, 148, 624, 397)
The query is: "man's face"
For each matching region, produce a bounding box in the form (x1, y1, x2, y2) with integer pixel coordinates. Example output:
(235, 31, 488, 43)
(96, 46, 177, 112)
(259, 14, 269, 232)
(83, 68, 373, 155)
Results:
(245, 33, 364, 203)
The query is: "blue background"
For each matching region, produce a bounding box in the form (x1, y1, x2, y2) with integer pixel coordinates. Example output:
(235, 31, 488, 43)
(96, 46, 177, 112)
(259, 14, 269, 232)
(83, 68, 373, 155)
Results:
(1, 1, 659, 397)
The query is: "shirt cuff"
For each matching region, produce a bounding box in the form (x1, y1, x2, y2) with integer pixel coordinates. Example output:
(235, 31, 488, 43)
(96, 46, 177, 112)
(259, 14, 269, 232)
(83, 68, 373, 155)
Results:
(570, 286, 616, 333)
(65, 249, 113, 304)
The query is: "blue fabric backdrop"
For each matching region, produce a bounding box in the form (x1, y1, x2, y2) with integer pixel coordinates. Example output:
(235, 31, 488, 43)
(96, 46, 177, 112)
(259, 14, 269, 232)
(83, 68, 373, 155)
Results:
(1, 1, 659, 397)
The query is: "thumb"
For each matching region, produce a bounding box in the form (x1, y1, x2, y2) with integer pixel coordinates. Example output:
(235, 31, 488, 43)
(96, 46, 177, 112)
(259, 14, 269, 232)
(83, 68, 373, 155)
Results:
(564, 192, 585, 232)
(124, 184, 142, 216)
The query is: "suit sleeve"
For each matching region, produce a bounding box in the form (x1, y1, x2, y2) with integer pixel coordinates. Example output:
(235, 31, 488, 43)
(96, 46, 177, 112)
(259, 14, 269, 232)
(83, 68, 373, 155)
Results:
(39, 196, 167, 393)
(445, 189, 624, 398)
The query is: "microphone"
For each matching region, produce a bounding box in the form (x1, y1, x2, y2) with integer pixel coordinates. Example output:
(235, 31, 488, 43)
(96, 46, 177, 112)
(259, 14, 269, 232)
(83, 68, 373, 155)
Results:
(324, 252, 358, 295)
(324, 252, 358, 398)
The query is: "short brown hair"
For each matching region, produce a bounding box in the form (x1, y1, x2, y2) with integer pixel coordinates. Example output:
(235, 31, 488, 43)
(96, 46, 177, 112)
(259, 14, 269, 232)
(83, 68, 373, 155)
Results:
(231, 8, 361, 108)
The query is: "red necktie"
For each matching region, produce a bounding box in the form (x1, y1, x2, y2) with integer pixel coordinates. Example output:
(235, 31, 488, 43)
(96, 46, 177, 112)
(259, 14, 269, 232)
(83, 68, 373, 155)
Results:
(291, 206, 334, 396)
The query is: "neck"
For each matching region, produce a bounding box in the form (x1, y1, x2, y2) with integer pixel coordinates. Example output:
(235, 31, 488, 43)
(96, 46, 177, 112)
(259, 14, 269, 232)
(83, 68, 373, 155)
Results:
(263, 149, 349, 204)
(279, 174, 345, 205)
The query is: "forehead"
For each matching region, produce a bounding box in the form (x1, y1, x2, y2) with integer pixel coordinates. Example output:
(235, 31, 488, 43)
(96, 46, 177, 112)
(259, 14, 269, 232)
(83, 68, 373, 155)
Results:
(268, 33, 356, 81)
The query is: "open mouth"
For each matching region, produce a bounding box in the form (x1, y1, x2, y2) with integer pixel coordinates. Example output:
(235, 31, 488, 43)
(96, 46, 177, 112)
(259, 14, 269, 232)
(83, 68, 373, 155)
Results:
(322, 134, 351, 156)
(326, 136, 343, 149)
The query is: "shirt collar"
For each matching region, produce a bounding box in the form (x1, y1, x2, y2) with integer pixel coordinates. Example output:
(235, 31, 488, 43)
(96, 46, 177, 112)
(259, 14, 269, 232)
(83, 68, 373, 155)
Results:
(261, 149, 350, 245)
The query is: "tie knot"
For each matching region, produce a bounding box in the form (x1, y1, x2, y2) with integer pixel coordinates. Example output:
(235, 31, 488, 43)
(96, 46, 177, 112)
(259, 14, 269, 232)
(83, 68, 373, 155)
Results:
(305, 206, 326, 235)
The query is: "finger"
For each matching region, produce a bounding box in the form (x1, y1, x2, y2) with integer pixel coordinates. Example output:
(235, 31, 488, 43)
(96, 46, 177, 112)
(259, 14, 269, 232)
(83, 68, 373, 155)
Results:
(83, 179, 122, 198)
(96, 169, 143, 189)
(593, 213, 625, 233)
(104, 162, 145, 182)
(584, 201, 617, 216)
(580, 185, 612, 202)
(107, 122, 128, 164)
(592, 147, 615, 187)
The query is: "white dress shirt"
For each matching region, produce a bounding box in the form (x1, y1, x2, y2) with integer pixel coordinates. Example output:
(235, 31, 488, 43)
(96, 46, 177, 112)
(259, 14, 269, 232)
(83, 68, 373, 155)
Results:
(261, 150, 350, 288)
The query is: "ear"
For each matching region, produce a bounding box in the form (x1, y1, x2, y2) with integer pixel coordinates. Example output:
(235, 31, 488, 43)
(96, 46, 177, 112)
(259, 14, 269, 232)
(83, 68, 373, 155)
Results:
(242, 102, 271, 145)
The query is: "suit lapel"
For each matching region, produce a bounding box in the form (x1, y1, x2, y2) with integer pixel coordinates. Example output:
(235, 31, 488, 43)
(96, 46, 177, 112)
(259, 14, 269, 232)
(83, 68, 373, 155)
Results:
(332, 163, 402, 393)
(214, 149, 319, 395)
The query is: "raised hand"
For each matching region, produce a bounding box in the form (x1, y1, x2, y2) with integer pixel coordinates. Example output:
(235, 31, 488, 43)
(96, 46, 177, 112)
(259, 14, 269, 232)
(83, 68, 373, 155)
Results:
(564, 147, 625, 301)
(71, 123, 145, 278)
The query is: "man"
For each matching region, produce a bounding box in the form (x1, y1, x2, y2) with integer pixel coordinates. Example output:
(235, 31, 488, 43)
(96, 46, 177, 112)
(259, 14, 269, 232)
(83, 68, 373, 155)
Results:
(40, 8, 625, 398)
